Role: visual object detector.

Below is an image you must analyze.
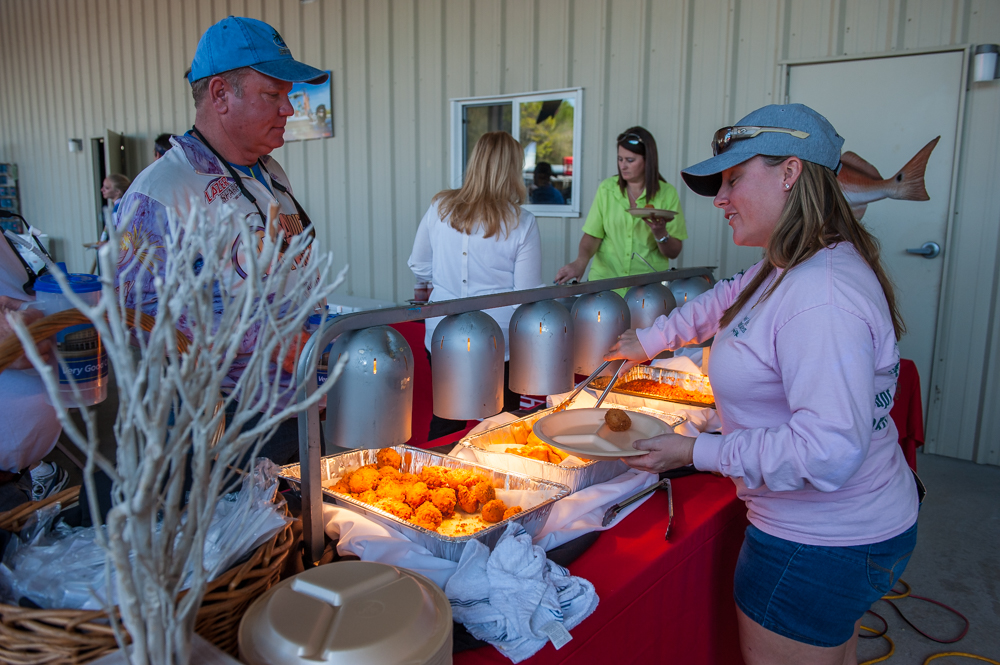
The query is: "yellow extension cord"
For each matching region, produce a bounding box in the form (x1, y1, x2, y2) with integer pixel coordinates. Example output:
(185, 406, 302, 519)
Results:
(857, 579, 999, 665)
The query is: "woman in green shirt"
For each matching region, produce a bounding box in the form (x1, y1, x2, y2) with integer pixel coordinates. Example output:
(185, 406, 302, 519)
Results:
(555, 127, 688, 285)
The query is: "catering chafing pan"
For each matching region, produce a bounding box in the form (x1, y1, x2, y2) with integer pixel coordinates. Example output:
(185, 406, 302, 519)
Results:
(589, 364, 715, 408)
(279, 446, 570, 562)
(455, 405, 685, 493)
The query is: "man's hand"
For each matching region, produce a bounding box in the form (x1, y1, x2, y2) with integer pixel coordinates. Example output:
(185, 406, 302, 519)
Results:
(622, 432, 696, 474)
(0, 296, 52, 369)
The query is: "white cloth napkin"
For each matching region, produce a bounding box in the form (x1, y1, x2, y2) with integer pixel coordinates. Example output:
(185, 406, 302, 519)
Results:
(445, 522, 599, 663)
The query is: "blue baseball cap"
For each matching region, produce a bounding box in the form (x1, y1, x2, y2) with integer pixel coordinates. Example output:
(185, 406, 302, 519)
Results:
(681, 104, 845, 197)
(187, 16, 329, 85)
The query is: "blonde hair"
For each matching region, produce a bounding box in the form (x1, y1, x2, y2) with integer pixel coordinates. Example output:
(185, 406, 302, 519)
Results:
(719, 157, 905, 340)
(433, 132, 526, 239)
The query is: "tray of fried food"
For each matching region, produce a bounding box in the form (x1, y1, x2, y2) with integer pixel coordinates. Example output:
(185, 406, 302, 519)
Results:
(279, 445, 569, 562)
(589, 363, 715, 408)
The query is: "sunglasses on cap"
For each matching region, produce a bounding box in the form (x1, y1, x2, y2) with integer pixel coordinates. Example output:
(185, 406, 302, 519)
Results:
(617, 132, 644, 146)
(712, 126, 810, 156)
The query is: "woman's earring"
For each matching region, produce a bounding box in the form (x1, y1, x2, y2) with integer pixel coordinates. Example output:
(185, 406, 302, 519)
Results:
(784, 183, 790, 190)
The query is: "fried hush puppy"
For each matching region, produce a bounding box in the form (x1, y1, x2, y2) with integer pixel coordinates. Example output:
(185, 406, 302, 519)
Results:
(356, 489, 378, 505)
(375, 498, 413, 520)
(404, 481, 430, 509)
(481, 499, 507, 523)
(604, 408, 632, 432)
(456, 485, 479, 513)
(348, 467, 381, 494)
(413, 502, 443, 531)
(471, 480, 496, 505)
(503, 505, 523, 521)
(428, 487, 457, 517)
(376, 448, 403, 470)
(419, 466, 450, 489)
(376, 479, 406, 502)
(378, 466, 401, 480)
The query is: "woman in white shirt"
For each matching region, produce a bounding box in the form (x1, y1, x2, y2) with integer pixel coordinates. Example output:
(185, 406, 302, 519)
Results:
(408, 131, 542, 440)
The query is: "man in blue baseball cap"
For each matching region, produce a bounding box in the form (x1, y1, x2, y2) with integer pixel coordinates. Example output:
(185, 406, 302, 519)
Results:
(113, 16, 330, 464)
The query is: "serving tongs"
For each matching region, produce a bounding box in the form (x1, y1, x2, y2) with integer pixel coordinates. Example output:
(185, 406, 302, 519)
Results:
(554, 359, 629, 412)
(601, 477, 674, 540)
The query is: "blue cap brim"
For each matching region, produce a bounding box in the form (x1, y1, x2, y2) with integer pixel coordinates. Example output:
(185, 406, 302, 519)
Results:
(680, 149, 755, 197)
(252, 59, 329, 85)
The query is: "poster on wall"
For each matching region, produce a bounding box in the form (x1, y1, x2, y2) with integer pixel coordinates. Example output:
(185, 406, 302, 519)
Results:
(283, 71, 333, 142)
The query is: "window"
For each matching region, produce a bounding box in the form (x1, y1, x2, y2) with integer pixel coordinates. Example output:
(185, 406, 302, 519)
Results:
(450, 88, 583, 217)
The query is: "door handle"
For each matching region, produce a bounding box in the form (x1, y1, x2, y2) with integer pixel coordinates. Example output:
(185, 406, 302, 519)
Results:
(905, 242, 941, 259)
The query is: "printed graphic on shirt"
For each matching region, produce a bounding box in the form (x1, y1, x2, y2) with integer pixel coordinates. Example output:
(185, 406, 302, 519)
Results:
(721, 269, 746, 284)
(230, 212, 310, 279)
(731, 315, 751, 338)
(204, 176, 241, 205)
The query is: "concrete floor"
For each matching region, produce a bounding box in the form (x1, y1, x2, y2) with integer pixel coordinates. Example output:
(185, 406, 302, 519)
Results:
(855, 451, 1000, 664)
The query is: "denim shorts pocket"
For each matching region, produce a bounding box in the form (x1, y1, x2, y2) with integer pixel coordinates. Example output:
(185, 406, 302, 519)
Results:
(866, 523, 917, 595)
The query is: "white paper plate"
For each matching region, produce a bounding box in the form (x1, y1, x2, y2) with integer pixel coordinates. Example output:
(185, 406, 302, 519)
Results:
(532, 408, 670, 460)
(627, 208, 677, 220)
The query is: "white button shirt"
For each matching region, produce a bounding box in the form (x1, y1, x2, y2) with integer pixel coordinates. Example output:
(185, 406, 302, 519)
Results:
(407, 201, 543, 359)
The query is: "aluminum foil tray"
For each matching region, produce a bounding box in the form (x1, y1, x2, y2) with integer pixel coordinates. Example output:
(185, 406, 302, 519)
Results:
(455, 406, 686, 493)
(279, 445, 570, 562)
(589, 364, 715, 408)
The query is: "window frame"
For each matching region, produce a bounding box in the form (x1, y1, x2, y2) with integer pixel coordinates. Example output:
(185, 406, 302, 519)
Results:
(449, 87, 583, 218)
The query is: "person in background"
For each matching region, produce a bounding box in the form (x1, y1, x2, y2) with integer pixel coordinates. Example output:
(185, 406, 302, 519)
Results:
(605, 104, 919, 665)
(408, 131, 542, 441)
(101, 173, 131, 215)
(153, 133, 174, 160)
(113, 16, 328, 465)
(0, 237, 65, 513)
(555, 127, 687, 288)
(529, 161, 565, 205)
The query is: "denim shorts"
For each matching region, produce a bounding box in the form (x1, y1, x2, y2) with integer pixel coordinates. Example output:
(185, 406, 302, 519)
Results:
(733, 521, 918, 647)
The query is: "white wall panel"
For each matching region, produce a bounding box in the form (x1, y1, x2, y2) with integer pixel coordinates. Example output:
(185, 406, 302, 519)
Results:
(0, 0, 998, 463)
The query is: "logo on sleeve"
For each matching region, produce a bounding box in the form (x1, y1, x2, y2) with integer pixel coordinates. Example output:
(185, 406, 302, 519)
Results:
(731, 315, 751, 338)
(205, 177, 241, 204)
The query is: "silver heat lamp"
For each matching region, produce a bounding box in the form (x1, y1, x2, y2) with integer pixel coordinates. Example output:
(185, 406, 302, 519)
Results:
(669, 275, 714, 307)
(431, 311, 505, 419)
(570, 291, 631, 375)
(508, 299, 574, 395)
(625, 282, 677, 330)
(324, 326, 414, 449)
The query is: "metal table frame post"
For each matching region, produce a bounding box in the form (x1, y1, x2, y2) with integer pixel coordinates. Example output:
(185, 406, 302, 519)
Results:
(295, 266, 714, 564)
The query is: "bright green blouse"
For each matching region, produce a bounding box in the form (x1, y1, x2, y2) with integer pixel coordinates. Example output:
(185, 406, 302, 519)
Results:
(582, 176, 688, 288)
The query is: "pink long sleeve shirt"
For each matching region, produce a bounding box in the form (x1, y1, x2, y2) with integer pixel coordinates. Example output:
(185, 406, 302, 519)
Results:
(638, 243, 918, 546)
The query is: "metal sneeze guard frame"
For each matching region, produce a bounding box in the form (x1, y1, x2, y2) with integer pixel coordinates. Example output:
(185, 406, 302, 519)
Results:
(294, 266, 715, 565)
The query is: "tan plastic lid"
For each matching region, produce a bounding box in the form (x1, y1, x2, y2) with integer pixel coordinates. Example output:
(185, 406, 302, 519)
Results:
(239, 561, 453, 665)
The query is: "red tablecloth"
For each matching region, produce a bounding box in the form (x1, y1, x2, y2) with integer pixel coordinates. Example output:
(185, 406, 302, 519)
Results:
(454, 473, 748, 665)
(890, 359, 924, 471)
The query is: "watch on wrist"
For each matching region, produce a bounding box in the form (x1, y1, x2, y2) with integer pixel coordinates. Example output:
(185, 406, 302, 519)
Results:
(656, 233, 670, 243)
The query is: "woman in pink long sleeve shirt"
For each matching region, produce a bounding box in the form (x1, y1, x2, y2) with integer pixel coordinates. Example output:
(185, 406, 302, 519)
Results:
(606, 104, 919, 665)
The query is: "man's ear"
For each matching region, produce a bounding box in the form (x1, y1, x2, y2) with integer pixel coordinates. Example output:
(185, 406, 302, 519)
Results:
(208, 76, 230, 114)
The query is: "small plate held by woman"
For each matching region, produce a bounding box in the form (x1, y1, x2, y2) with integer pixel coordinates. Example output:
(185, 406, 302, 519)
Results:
(627, 208, 677, 220)
(532, 407, 671, 461)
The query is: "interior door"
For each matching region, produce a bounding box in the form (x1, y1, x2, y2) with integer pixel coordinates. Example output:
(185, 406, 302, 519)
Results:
(788, 51, 963, 414)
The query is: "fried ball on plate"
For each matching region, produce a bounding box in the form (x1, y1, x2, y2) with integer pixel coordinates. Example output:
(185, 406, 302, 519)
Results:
(420, 466, 450, 489)
(456, 485, 479, 513)
(376, 448, 403, 469)
(428, 487, 457, 517)
(472, 480, 496, 505)
(376, 479, 406, 502)
(481, 499, 508, 523)
(413, 502, 444, 531)
(348, 467, 381, 494)
(404, 481, 430, 509)
(503, 506, 523, 520)
(374, 497, 413, 520)
(356, 489, 378, 505)
(604, 408, 632, 432)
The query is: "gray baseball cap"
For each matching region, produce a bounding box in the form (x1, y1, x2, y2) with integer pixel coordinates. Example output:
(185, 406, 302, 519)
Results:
(681, 104, 845, 197)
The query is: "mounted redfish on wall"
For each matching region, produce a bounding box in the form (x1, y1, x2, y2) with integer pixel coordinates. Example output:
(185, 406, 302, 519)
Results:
(837, 136, 940, 220)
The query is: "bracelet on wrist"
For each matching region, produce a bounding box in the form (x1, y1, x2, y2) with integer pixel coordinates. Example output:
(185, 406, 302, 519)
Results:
(656, 234, 670, 243)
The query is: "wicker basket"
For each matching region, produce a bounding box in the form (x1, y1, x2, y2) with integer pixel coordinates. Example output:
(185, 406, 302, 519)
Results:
(0, 485, 295, 663)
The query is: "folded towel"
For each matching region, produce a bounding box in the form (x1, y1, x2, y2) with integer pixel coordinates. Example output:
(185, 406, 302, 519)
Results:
(445, 522, 599, 663)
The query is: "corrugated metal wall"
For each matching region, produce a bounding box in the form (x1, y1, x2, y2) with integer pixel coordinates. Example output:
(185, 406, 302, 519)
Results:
(1, 0, 998, 464)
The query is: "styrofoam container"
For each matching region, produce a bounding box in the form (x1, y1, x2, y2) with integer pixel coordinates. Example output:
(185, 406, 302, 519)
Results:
(32, 273, 107, 406)
(239, 561, 452, 665)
